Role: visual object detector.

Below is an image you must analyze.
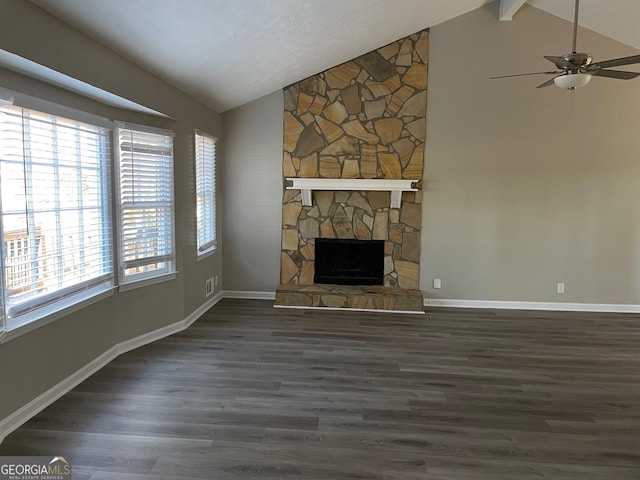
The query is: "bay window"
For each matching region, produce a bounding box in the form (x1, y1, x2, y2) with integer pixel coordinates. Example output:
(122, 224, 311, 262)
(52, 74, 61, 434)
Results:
(0, 104, 113, 328)
(0, 95, 179, 337)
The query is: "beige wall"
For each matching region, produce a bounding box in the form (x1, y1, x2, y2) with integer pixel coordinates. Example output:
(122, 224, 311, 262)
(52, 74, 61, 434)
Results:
(0, 1, 221, 420)
(222, 3, 640, 306)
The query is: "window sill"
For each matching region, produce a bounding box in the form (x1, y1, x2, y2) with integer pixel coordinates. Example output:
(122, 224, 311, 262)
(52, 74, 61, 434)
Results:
(1, 286, 115, 344)
(118, 272, 177, 293)
(197, 247, 217, 261)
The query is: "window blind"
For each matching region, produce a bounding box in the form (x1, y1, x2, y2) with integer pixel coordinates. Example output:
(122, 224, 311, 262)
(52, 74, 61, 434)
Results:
(195, 131, 216, 254)
(0, 104, 113, 322)
(116, 123, 175, 284)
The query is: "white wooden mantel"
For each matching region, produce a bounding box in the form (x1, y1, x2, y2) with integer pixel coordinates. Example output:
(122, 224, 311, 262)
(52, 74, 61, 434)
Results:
(286, 178, 418, 209)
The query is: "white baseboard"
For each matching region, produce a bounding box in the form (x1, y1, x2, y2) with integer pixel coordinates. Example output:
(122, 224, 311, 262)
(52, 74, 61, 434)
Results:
(223, 291, 640, 313)
(0, 347, 116, 446)
(424, 298, 640, 313)
(0, 291, 223, 445)
(223, 290, 276, 300)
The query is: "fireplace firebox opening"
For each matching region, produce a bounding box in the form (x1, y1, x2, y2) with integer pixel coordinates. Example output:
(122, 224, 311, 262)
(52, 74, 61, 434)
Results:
(314, 238, 384, 286)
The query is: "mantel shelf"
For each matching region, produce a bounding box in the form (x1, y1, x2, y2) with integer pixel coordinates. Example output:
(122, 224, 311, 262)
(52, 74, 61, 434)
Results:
(286, 178, 418, 209)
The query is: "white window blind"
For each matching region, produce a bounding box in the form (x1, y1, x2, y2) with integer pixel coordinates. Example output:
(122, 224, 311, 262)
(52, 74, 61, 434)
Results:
(0, 262, 4, 336)
(0, 104, 113, 324)
(195, 131, 216, 254)
(116, 123, 175, 284)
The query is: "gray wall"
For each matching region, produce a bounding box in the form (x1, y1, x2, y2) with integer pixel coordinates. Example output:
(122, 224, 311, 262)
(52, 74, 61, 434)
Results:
(221, 3, 640, 305)
(221, 91, 283, 293)
(422, 4, 640, 304)
(0, 1, 222, 421)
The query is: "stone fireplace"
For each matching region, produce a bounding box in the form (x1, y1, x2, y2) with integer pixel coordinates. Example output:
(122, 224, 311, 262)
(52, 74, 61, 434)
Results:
(275, 30, 428, 312)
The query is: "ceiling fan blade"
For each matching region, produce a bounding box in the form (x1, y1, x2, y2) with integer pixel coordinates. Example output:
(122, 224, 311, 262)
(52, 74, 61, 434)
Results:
(490, 71, 559, 79)
(591, 69, 640, 80)
(544, 56, 574, 69)
(590, 54, 640, 69)
(536, 77, 557, 89)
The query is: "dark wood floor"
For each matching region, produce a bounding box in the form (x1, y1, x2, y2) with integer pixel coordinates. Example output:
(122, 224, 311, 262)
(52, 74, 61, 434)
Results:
(1, 299, 640, 479)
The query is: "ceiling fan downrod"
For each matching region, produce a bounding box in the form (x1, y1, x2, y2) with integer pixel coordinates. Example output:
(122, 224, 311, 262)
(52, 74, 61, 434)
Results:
(571, 0, 579, 53)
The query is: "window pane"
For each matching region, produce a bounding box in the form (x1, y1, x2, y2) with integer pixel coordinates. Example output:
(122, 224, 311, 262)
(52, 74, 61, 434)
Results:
(117, 124, 175, 283)
(195, 131, 216, 254)
(0, 104, 114, 322)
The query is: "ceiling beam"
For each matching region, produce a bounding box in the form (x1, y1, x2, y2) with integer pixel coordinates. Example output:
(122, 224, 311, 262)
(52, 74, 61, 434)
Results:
(500, 0, 528, 21)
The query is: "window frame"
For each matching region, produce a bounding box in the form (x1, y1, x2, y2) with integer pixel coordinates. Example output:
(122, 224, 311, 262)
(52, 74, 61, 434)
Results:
(0, 88, 184, 341)
(0, 97, 116, 339)
(194, 130, 217, 258)
(114, 122, 177, 289)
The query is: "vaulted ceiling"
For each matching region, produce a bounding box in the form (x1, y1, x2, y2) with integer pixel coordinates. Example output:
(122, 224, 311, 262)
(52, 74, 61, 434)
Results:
(25, 0, 640, 113)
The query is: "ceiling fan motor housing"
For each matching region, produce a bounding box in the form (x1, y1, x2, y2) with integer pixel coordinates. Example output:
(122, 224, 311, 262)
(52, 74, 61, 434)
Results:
(563, 53, 593, 72)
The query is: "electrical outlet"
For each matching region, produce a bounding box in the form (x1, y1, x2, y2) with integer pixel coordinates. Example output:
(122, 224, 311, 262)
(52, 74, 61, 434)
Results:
(205, 278, 214, 297)
(557, 282, 565, 294)
(433, 278, 442, 289)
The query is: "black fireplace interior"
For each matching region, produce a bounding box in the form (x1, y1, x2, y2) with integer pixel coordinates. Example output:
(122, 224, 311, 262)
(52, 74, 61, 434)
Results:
(314, 238, 384, 286)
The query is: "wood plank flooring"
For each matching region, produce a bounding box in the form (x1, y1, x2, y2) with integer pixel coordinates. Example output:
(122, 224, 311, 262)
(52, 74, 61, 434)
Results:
(1, 299, 639, 479)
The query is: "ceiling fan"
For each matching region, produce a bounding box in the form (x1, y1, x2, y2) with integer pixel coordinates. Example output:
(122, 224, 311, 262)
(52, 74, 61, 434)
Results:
(491, 0, 640, 89)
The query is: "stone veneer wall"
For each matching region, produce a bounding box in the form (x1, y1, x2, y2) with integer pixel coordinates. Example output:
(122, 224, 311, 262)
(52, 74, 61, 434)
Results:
(278, 30, 428, 306)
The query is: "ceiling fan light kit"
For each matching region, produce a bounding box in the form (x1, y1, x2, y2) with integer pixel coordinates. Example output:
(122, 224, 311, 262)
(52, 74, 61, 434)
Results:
(490, 0, 640, 90)
(553, 73, 591, 89)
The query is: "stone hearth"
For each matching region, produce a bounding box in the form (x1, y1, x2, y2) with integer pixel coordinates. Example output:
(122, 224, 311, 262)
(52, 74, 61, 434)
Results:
(276, 30, 428, 313)
(276, 284, 423, 312)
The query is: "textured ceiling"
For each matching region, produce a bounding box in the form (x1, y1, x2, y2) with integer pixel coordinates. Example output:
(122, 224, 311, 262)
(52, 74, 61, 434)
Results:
(28, 0, 640, 113)
(27, 0, 493, 112)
